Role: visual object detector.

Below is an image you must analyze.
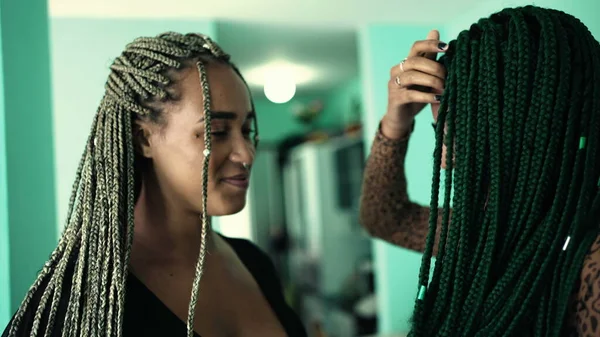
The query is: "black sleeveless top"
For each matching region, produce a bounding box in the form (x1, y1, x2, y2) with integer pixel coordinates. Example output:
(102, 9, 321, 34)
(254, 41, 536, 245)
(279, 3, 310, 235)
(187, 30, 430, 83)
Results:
(2, 236, 307, 337)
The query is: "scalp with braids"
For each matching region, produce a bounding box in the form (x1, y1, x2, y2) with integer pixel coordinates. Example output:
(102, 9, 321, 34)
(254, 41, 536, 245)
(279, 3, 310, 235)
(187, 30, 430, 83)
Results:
(6, 32, 258, 337)
(409, 6, 600, 336)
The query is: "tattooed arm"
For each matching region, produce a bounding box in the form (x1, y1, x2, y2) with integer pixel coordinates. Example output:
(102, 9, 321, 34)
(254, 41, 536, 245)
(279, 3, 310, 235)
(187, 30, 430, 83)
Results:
(359, 126, 443, 255)
(359, 30, 448, 256)
(569, 235, 600, 337)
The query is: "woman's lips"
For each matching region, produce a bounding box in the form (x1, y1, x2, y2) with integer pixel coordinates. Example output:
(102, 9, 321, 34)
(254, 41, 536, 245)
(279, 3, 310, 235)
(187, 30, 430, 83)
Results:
(221, 176, 249, 189)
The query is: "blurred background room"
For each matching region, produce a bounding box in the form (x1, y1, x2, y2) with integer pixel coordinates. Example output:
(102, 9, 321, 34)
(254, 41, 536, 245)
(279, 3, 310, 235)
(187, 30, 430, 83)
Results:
(0, 0, 598, 336)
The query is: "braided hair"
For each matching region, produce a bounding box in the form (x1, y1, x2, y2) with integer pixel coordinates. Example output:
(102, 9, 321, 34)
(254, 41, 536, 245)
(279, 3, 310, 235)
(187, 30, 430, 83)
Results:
(6, 32, 259, 337)
(410, 6, 600, 336)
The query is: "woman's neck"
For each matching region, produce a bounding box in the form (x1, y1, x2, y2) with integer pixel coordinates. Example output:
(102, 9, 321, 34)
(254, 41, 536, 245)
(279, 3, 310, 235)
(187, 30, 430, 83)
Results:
(132, 178, 217, 264)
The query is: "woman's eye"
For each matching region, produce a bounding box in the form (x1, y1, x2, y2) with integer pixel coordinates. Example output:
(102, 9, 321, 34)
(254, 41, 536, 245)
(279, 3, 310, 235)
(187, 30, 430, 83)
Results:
(211, 131, 227, 137)
(242, 128, 255, 139)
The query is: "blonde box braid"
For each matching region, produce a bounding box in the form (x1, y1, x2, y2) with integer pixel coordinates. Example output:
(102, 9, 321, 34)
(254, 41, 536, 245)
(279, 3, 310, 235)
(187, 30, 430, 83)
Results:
(7, 32, 258, 337)
(409, 6, 600, 337)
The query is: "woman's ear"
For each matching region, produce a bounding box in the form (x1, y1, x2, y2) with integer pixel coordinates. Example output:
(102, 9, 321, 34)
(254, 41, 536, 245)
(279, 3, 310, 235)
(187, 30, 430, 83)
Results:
(133, 120, 153, 159)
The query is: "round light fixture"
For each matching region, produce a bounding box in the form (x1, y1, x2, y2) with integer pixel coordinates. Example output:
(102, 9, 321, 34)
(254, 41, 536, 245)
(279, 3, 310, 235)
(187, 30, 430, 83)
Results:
(264, 72, 296, 104)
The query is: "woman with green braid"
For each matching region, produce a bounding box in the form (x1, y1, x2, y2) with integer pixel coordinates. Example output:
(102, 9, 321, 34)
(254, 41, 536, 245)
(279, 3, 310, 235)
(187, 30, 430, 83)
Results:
(1, 32, 306, 337)
(360, 6, 600, 337)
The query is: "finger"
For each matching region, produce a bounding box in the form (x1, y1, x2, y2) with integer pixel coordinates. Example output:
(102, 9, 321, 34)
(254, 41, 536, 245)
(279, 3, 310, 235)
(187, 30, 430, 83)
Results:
(423, 29, 441, 60)
(389, 88, 441, 105)
(407, 36, 448, 59)
(394, 70, 445, 92)
(392, 56, 446, 80)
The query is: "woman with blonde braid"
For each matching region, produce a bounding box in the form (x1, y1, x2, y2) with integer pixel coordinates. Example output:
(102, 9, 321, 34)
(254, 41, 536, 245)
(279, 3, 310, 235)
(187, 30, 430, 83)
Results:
(2, 32, 306, 337)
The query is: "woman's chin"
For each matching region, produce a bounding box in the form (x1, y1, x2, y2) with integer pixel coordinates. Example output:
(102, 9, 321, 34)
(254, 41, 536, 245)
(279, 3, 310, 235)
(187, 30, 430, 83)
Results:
(206, 198, 247, 217)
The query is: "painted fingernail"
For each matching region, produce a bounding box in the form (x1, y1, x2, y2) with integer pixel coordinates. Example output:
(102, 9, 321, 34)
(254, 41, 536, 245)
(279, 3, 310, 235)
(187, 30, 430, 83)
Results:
(438, 42, 448, 50)
(435, 95, 442, 101)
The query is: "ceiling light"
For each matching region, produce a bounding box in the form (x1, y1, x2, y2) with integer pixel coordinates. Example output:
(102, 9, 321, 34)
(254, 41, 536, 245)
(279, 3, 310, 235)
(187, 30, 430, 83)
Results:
(244, 60, 317, 88)
(263, 71, 296, 103)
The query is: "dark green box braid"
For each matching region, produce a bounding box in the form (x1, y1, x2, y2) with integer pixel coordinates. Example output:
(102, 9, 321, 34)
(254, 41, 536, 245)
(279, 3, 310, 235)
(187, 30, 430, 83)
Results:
(6, 32, 259, 337)
(409, 6, 600, 337)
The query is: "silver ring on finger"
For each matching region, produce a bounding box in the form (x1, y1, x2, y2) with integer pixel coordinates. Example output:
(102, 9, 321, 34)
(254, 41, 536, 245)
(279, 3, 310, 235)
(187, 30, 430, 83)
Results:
(395, 76, 402, 86)
(400, 58, 407, 72)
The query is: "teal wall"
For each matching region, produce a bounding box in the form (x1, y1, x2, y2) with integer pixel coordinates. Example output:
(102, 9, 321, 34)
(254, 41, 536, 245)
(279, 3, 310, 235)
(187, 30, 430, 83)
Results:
(359, 0, 599, 335)
(1, 0, 56, 319)
(0, 4, 9, 330)
(358, 24, 441, 333)
(254, 78, 361, 144)
(444, 0, 600, 40)
(323, 78, 362, 127)
(50, 19, 217, 233)
(253, 95, 323, 143)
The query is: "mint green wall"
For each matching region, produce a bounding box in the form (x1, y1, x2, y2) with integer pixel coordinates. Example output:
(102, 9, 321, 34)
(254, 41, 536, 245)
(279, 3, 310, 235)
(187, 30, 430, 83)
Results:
(444, 0, 599, 40)
(569, 0, 600, 39)
(253, 95, 322, 143)
(50, 19, 217, 234)
(360, 0, 599, 335)
(253, 79, 360, 143)
(2, 0, 56, 316)
(323, 78, 362, 127)
(0, 4, 9, 329)
(359, 24, 440, 333)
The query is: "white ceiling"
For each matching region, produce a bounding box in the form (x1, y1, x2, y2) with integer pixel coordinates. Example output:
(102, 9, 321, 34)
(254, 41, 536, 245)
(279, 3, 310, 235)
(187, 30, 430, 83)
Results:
(49, 0, 482, 98)
(49, 0, 482, 25)
(216, 22, 358, 97)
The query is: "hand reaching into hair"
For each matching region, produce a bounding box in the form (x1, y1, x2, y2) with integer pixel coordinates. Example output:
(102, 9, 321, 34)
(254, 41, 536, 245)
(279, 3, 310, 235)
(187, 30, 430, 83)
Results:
(381, 29, 448, 139)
